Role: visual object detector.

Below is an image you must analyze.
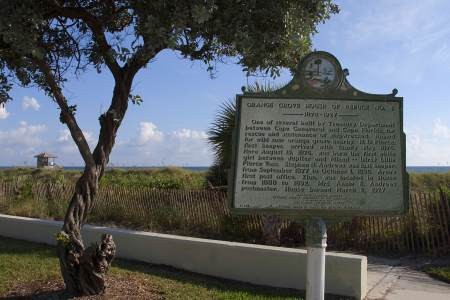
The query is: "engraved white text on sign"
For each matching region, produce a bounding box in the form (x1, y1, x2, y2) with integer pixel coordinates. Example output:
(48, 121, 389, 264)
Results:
(233, 98, 404, 211)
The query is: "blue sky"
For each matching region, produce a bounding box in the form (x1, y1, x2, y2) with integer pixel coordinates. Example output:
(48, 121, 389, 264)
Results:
(1, 0, 450, 167)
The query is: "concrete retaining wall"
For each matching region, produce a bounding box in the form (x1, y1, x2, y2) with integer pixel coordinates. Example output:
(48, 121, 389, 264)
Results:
(0, 214, 367, 299)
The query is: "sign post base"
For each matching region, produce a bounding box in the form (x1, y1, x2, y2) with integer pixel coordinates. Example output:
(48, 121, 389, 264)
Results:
(305, 218, 327, 300)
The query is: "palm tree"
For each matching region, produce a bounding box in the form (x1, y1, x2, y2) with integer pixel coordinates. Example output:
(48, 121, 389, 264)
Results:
(207, 81, 284, 187)
(207, 81, 287, 245)
(207, 100, 236, 187)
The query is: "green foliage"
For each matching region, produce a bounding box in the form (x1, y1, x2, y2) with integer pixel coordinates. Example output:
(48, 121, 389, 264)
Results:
(0, 168, 209, 223)
(0, 3, 339, 269)
(0, 0, 338, 105)
(0, 75, 12, 104)
(219, 215, 263, 243)
(0, 167, 207, 189)
(207, 81, 284, 186)
(59, 105, 77, 124)
(409, 172, 450, 192)
(245, 81, 287, 94)
(55, 231, 71, 247)
(0, 168, 80, 185)
(1, 180, 447, 255)
(101, 167, 207, 189)
(16, 181, 33, 201)
(207, 100, 236, 186)
(423, 265, 450, 284)
(129, 94, 143, 105)
(149, 205, 185, 231)
(5, 198, 52, 220)
(89, 200, 139, 227)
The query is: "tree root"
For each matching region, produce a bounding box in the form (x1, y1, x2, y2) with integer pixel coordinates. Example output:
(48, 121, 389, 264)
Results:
(58, 233, 116, 296)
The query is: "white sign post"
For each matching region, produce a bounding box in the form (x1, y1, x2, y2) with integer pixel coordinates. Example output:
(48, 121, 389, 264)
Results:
(305, 218, 327, 300)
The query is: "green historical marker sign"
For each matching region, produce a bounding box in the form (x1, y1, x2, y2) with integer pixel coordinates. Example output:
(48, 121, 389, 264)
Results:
(229, 51, 408, 218)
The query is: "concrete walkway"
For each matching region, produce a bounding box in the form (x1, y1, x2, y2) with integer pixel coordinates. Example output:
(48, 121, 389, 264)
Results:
(366, 256, 450, 300)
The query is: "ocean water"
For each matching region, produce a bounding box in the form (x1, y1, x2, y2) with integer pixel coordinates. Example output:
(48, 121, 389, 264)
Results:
(1, 166, 449, 173)
(406, 166, 450, 173)
(0, 166, 210, 172)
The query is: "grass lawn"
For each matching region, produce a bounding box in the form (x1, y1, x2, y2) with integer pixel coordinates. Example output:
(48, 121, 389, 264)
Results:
(0, 236, 338, 299)
(423, 265, 450, 284)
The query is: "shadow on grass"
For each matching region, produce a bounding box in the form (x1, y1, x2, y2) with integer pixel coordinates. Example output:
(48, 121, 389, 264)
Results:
(113, 257, 353, 299)
(0, 237, 56, 256)
(114, 258, 305, 299)
(0, 236, 353, 300)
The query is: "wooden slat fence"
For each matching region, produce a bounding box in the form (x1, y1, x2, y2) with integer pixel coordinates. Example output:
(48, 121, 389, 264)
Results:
(0, 181, 448, 255)
(325, 191, 450, 255)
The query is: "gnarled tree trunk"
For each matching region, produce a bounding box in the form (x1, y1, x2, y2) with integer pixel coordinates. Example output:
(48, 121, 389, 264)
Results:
(34, 19, 157, 293)
(56, 78, 132, 296)
(57, 167, 116, 296)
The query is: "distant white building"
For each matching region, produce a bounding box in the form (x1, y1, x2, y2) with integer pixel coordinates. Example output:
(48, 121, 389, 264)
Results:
(34, 152, 57, 169)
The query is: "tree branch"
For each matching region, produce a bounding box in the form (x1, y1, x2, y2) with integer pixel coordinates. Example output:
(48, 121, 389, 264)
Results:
(55, 17, 83, 73)
(45, 2, 163, 172)
(125, 43, 162, 80)
(34, 58, 95, 167)
(48, 2, 122, 80)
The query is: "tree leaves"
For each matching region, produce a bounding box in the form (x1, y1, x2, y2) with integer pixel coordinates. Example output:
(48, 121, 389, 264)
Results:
(0, 0, 338, 105)
(59, 105, 77, 124)
(0, 73, 12, 105)
(129, 94, 143, 105)
(191, 5, 214, 24)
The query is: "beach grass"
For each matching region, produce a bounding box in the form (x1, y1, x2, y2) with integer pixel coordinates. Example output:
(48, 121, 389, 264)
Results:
(0, 166, 208, 189)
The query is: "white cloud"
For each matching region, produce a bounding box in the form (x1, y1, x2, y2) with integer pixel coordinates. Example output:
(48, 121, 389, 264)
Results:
(346, 1, 450, 48)
(57, 128, 96, 154)
(0, 121, 47, 161)
(109, 121, 212, 166)
(22, 96, 40, 111)
(58, 129, 71, 142)
(84, 131, 95, 145)
(0, 121, 47, 146)
(138, 122, 164, 144)
(168, 129, 209, 157)
(0, 120, 212, 166)
(339, 0, 450, 68)
(432, 118, 450, 139)
(171, 128, 207, 140)
(406, 119, 450, 165)
(0, 104, 9, 119)
(0, 123, 100, 165)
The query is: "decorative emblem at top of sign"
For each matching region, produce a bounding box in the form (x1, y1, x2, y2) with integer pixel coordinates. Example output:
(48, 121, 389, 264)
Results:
(301, 52, 340, 90)
(244, 51, 399, 100)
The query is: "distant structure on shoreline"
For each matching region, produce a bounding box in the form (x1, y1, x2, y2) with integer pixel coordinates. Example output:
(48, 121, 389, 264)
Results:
(34, 152, 58, 169)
